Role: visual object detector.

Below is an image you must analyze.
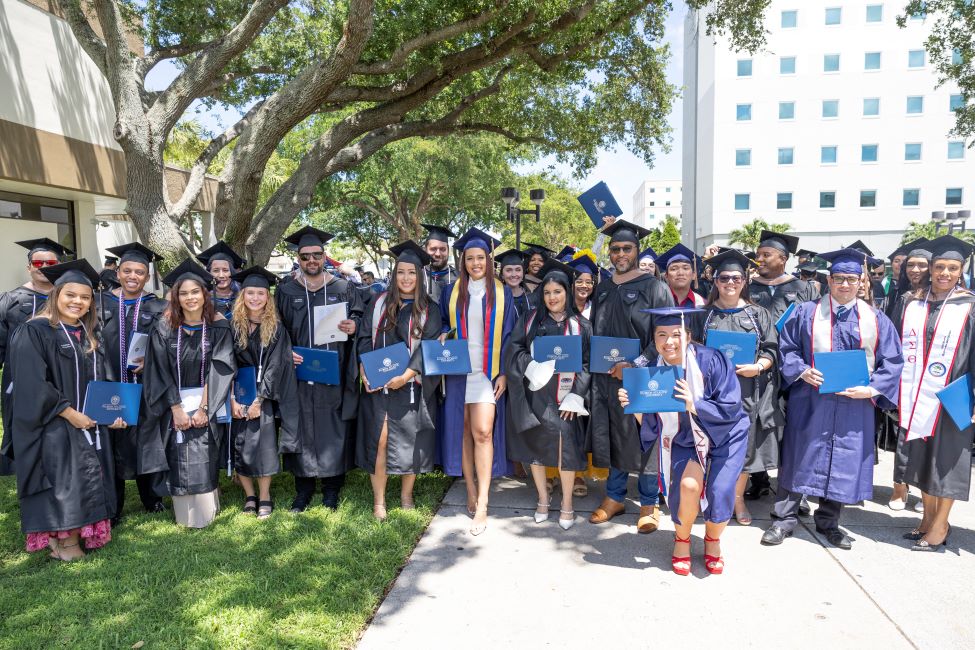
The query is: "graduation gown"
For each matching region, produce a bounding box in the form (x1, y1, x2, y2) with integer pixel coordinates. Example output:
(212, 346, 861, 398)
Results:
(701, 304, 784, 472)
(230, 322, 301, 477)
(637, 344, 749, 524)
(212, 288, 238, 321)
(275, 275, 363, 478)
(510, 287, 536, 321)
(590, 273, 674, 473)
(425, 266, 458, 303)
(504, 312, 591, 471)
(778, 300, 902, 503)
(96, 290, 167, 479)
(355, 298, 442, 474)
(749, 277, 819, 322)
(9, 319, 117, 533)
(138, 319, 236, 496)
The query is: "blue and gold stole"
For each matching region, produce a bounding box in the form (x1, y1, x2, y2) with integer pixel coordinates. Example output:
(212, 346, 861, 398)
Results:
(447, 279, 506, 379)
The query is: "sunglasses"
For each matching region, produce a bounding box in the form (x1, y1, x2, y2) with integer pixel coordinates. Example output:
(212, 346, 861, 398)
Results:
(299, 252, 324, 261)
(30, 259, 59, 268)
(716, 274, 744, 284)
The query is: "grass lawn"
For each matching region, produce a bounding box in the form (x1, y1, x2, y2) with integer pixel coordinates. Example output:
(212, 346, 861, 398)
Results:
(0, 469, 452, 649)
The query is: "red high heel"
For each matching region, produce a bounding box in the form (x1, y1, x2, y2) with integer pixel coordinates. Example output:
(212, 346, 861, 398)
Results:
(704, 534, 724, 575)
(672, 535, 691, 576)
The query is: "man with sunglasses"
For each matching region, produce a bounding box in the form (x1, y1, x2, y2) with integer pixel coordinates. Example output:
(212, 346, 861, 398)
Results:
(0, 238, 72, 475)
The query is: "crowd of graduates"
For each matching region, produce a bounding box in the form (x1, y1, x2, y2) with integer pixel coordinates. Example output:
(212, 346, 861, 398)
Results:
(0, 217, 972, 575)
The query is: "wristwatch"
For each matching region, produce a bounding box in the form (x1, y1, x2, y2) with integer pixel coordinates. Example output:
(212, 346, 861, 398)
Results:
(201, 403, 209, 414)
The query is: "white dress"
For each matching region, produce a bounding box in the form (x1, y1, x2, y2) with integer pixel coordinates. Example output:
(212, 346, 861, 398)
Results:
(464, 278, 497, 404)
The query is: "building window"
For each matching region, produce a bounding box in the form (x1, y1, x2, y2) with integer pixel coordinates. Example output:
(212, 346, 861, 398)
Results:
(860, 190, 877, 207)
(0, 191, 76, 253)
(948, 141, 966, 160)
(863, 97, 880, 116)
(736, 103, 752, 121)
(908, 50, 926, 68)
(903, 189, 920, 207)
(778, 147, 795, 165)
(862, 144, 879, 162)
(780, 56, 796, 74)
(735, 149, 751, 166)
(904, 143, 922, 161)
(781, 10, 798, 28)
(824, 54, 841, 72)
(665, 201, 672, 206)
(864, 52, 881, 70)
(866, 4, 883, 22)
(666, 187, 672, 192)
(776, 192, 793, 210)
(950, 94, 965, 111)
(906, 96, 924, 114)
(648, 201, 655, 207)
(953, 49, 963, 66)
(821, 145, 838, 164)
(649, 187, 655, 193)
(947, 188, 964, 205)
(825, 7, 842, 25)
(822, 100, 839, 118)
(779, 102, 796, 120)
(737, 59, 753, 76)
(819, 191, 836, 208)
(734, 193, 751, 210)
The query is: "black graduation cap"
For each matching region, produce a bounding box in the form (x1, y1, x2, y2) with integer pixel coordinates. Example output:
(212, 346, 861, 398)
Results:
(797, 261, 820, 273)
(928, 235, 975, 262)
(197, 241, 245, 270)
(495, 249, 526, 269)
(757, 230, 799, 255)
(284, 226, 334, 250)
(421, 223, 456, 243)
(796, 249, 818, 259)
(521, 242, 555, 258)
(603, 219, 651, 244)
(538, 256, 577, 280)
(162, 259, 214, 287)
(17, 237, 72, 259)
(107, 242, 160, 267)
(890, 237, 929, 260)
(104, 255, 119, 265)
(555, 245, 577, 262)
(707, 249, 755, 274)
(389, 240, 432, 267)
(846, 239, 874, 256)
(453, 227, 500, 252)
(40, 259, 99, 287)
(232, 265, 279, 290)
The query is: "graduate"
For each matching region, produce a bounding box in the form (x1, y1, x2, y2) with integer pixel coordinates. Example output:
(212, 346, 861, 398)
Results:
(275, 226, 363, 512)
(894, 236, 975, 551)
(589, 220, 674, 534)
(700, 250, 782, 525)
(98, 242, 168, 520)
(496, 249, 536, 318)
(228, 266, 301, 520)
(421, 223, 459, 301)
(505, 268, 591, 530)
(618, 307, 749, 575)
(99, 255, 121, 291)
(749, 230, 820, 322)
(197, 241, 245, 320)
(521, 242, 554, 293)
(638, 248, 658, 275)
(139, 260, 236, 528)
(884, 241, 914, 299)
(439, 227, 516, 535)
(356, 241, 442, 520)
(762, 248, 903, 550)
(568, 252, 599, 319)
(9, 259, 126, 561)
(658, 243, 707, 308)
(0, 238, 71, 476)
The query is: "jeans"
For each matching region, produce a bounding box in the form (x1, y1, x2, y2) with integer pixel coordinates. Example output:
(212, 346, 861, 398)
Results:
(606, 467, 659, 506)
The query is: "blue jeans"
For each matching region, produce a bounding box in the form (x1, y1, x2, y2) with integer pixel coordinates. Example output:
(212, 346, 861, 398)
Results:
(606, 467, 659, 506)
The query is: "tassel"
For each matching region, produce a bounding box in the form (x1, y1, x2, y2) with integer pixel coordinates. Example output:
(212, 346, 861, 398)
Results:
(410, 382, 415, 404)
(176, 430, 184, 444)
(95, 430, 102, 451)
(82, 429, 94, 446)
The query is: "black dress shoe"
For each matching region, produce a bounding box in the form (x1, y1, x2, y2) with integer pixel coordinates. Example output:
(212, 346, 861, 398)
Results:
(798, 495, 811, 517)
(290, 498, 310, 514)
(147, 501, 167, 513)
(322, 489, 340, 511)
(110, 515, 122, 527)
(816, 527, 852, 550)
(902, 527, 925, 541)
(743, 485, 771, 501)
(760, 526, 792, 546)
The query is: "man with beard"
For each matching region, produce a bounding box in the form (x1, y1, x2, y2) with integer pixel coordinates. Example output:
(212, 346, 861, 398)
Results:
(589, 220, 674, 534)
(275, 226, 364, 512)
(422, 224, 459, 302)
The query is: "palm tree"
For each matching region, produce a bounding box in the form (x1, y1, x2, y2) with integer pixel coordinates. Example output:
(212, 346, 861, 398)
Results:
(728, 219, 792, 251)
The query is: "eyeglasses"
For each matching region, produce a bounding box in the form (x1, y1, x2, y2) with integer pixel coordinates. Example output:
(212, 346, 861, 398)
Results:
(30, 259, 59, 268)
(832, 276, 862, 286)
(715, 274, 744, 284)
(608, 246, 636, 254)
(575, 279, 594, 286)
(299, 252, 324, 261)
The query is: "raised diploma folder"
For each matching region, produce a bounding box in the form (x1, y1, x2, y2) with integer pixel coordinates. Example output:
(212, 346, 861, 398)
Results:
(775, 302, 797, 333)
(937, 375, 974, 430)
(531, 335, 583, 373)
(589, 336, 641, 374)
(126, 332, 148, 368)
(421, 339, 472, 375)
(360, 342, 411, 389)
(83, 381, 142, 425)
(706, 329, 757, 365)
(294, 347, 340, 385)
(815, 349, 870, 394)
(622, 366, 686, 414)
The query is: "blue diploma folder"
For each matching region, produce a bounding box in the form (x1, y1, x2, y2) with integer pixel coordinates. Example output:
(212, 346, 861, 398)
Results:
(531, 335, 583, 373)
(234, 366, 258, 406)
(590, 336, 641, 374)
(421, 339, 472, 375)
(815, 349, 870, 394)
(83, 381, 142, 425)
(622, 366, 686, 414)
(706, 329, 757, 365)
(360, 343, 411, 389)
(294, 347, 340, 385)
(775, 302, 796, 333)
(577, 181, 623, 228)
(937, 375, 974, 431)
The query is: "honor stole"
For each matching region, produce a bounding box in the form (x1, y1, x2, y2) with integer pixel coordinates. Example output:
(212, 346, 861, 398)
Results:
(448, 280, 506, 380)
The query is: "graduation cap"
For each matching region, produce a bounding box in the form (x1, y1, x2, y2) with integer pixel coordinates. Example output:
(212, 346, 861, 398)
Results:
(640, 308, 706, 364)
(104, 255, 119, 265)
(538, 256, 577, 281)
(757, 230, 799, 255)
(797, 261, 820, 274)
(233, 266, 279, 290)
(17, 237, 72, 259)
(388, 240, 432, 268)
(284, 226, 334, 250)
(928, 235, 975, 263)
(40, 259, 99, 288)
(846, 239, 874, 257)
(453, 227, 500, 252)
(656, 243, 702, 270)
(197, 241, 245, 270)
(603, 219, 651, 245)
(521, 242, 555, 258)
(577, 181, 623, 228)
(639, 247, 657, 261)
(567, 254, 599, 277)
(555, 245, 577, 262)
(162, 258, 213, 287)
(796, 249, 818, 259)
(818, 248, 871, 275)
(707, 249, 755, 275)
(107, 242, 160, 267)
(421, 223, 456, 243)
(892, 237, 930, 260)
(495, 249, 527, 269)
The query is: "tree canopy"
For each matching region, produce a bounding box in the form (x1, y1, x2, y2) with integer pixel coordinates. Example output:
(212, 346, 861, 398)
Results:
(728, 218, 791, 251)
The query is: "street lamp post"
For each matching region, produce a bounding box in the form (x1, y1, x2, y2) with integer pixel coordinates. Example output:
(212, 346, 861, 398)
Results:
(501, 187, 546, 250)
(932, 209, 971, 235)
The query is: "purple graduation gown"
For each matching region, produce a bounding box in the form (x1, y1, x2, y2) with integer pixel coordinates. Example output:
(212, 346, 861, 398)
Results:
(638, 344, 750, 525)
(778, 300, 903, 504)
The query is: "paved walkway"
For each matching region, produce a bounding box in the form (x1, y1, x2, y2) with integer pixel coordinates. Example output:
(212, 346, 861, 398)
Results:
(358, 453, 975, 649)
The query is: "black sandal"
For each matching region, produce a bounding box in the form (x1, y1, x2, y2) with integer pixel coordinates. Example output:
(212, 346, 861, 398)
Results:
(257, 500, 273, 520)
(243, 495, 258, 515)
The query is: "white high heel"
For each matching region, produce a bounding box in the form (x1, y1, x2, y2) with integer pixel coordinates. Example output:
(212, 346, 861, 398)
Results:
(534, 501, 550, 524)
(558, 510, 575, 530)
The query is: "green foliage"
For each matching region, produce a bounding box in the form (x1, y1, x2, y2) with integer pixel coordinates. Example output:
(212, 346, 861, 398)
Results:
(901, 220, 975, 245)
(498, 173, 598, 253)
(727, 218, 791, 251)
(685, 0, 772, 53)
(647, 214, 682, 253)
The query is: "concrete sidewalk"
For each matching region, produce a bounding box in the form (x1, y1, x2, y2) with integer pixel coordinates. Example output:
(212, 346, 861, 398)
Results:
(358, 453, 975, 649)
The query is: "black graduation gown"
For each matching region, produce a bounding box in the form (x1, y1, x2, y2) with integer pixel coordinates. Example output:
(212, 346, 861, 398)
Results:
(590, 273, 674, 472)
(9, 320, 117, 533)
(96, 290, 167, 479)
(505, 312, 592, 471)
(700, 304, 784, 473)
(748, 277, 819, 322)
(424, 266, 458, 304)
(138, 319, 236, 496)
(275, 275, 363, 477)
(230, 322, 301, 477)
(355, 299, 442, 474)
(212, 289, 238, 321)
(510, 287, 536, 321)
(98, 269, 121, 291)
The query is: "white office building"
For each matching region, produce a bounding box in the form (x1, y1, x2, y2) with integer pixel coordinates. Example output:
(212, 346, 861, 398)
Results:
(682, 1, 975, 257)
(631, 179, 682, 230)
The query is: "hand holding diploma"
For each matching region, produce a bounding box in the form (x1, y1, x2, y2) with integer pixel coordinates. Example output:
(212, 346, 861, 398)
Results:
(801, 367, 824, 388)
(674, 378, 698, 415)
(837, 386, 873, 399)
